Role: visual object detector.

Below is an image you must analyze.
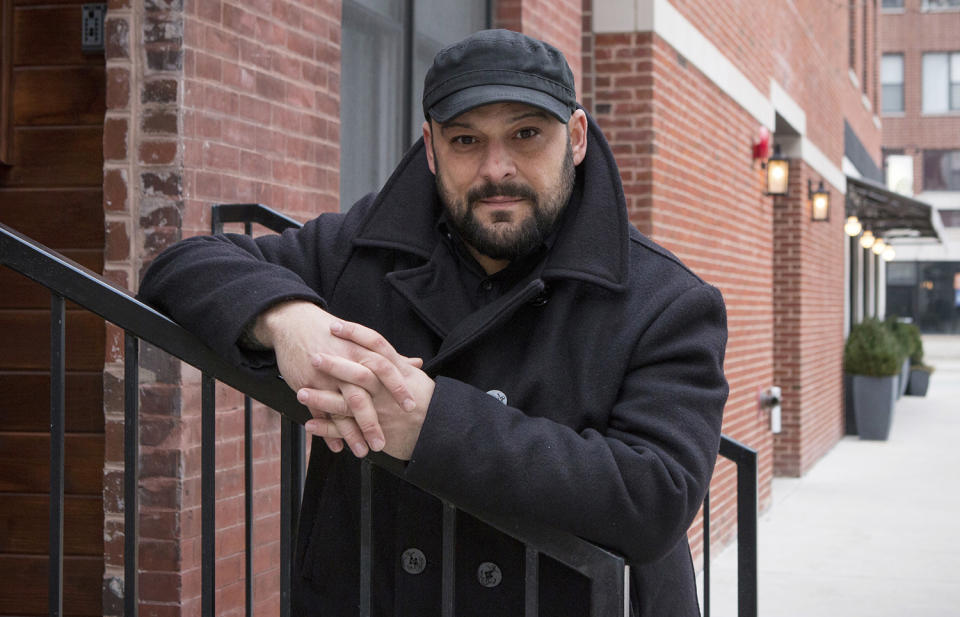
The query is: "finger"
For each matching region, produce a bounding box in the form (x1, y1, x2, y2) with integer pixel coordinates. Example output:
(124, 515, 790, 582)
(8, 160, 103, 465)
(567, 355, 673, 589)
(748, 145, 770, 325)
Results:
(329, 408, 373, 458)
(330, 320, 405, 365)
(303, 416, 343, 440)
(407, 357, 424, 369)
(297, 388, 349, 416)
(323, 436, 344, 453)
(339, 383, 386, 453)
(313, 353, 416, 413)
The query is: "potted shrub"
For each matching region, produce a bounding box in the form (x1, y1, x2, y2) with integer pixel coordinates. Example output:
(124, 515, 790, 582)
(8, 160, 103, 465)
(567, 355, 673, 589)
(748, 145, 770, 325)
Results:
(844, 318, 901, 440)
(906, 326, 934, 396)
(885, 318, 916, 398)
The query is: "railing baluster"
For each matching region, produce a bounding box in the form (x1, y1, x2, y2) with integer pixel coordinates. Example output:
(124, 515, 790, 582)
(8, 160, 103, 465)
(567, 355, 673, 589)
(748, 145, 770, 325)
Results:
(280, 417, 303, 617)
(360, 460, 373, 617)
(702, 490, 711, 617)
(244, 395, 253, 617)
(441, 502, 456, 617)
(201, 375, 216, 617)
(48, 293, 65, 617)
(736, 449, 758, 617)
(524, 547, 538, 617)
(124, 333, 140, 617)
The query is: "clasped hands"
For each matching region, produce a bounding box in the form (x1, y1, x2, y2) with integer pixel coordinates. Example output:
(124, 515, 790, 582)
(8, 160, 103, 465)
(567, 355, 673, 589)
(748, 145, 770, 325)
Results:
(253, 301, 435, 460)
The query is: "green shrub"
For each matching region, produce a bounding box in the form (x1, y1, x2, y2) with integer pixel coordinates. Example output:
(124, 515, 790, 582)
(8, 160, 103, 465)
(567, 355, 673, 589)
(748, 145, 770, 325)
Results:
(844, 318, 902, 377)
(884, 316, 917, 364)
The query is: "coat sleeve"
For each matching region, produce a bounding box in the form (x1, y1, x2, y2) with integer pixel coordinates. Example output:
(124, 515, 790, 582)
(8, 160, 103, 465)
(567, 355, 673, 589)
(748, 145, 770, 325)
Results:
(137, 206, 361, 373)
(403, 281, 728, 565)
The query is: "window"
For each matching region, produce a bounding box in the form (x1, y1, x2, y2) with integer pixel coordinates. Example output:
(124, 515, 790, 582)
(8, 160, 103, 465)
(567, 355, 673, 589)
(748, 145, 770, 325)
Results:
(923, 150, 960, 191)
(881, 54, 904, 112)
(882, 0, 904, 8)
(885, 153, 914, 195)
(923, 0, 960, 9)
(922, 52, 960, 113)
(339, 0, 489, 210)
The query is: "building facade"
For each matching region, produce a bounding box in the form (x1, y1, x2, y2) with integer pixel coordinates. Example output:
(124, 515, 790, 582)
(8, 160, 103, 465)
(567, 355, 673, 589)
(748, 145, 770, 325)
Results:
(0, 0, 891, 614)
(880, 0, 960, 333)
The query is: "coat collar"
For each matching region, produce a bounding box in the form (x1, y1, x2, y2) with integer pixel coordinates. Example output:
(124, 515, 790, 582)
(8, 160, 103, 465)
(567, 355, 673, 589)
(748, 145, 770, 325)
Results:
(352, 112, 630, 292)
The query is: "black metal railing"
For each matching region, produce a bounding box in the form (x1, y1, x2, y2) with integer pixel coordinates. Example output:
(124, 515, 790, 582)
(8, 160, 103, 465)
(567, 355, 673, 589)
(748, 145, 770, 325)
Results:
(0, 204, 758, 617)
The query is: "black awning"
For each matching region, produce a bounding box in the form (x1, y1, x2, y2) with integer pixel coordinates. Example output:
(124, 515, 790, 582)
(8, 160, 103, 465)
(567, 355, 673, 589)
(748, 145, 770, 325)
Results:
(845, 176, 944, 241)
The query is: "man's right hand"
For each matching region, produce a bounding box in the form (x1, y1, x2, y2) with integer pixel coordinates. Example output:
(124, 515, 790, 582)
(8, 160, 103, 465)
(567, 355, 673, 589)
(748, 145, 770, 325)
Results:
(251, 300, 419, 457)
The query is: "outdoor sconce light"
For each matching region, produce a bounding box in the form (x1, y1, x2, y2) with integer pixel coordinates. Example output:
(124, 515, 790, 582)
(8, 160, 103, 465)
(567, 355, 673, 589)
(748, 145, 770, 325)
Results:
(844, 216, 862, 237)
(872, 238, 887, 256)
(882, 245, 896, 261)
(860, 230, 876, 249)
(809, 179, 830, 221)
(766, 146, 789, 195)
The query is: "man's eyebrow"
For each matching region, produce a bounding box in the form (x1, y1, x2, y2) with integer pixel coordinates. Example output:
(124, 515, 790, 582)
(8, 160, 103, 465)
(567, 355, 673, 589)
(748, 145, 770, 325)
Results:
(438, 120, 474, 133)
(508, 110, 550, 123)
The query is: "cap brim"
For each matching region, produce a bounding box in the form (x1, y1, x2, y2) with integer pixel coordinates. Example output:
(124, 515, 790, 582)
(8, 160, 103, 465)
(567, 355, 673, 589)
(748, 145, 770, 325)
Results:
(428, 84, 572, 123)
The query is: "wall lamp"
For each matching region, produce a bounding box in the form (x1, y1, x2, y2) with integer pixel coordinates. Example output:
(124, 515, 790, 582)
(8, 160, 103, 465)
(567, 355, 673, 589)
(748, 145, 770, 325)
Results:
(844, 216, 862, 236)
(808, 179, 830, 221)
(860, 230, 876, 249)
(766, 145, 789, 195)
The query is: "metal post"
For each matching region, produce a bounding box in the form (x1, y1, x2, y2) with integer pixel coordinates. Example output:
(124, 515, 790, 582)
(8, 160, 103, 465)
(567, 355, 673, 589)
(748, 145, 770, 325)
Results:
(48, 294, 65, 617)
(524, 547, 538, 617)
(124, 333, 140, 617)
(280, 417, 303, 617)
(201, 375, 216, 617)
(736, 450, 758, 617)
(360, 460, 373, 617)
(703, 490, 711, 617)
(244, 396, 253, 617)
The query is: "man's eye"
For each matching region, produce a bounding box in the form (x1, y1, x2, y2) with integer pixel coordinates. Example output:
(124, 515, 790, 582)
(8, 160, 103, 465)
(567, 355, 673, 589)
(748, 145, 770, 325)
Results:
(453, 135, 476, 145)
(516, 128, 539, 139)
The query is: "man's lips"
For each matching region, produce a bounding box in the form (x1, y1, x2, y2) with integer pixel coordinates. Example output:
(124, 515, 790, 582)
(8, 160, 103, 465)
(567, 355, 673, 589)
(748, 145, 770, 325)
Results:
(477, 196, 524, 205)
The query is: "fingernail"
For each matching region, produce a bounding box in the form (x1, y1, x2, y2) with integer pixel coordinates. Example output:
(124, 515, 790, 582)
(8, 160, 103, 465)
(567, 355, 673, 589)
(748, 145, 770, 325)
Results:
(330, 321, 343, 333)
(371, 437, 385, 451)
(297, 389, 309, 403)
(311, 354, 323, 367)
(351, 442, 368, 457)
(403, 398, 416, 412)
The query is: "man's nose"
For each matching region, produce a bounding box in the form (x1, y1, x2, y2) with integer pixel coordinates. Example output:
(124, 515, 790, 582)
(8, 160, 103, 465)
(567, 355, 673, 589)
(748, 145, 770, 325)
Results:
(478, 141, 516, 182)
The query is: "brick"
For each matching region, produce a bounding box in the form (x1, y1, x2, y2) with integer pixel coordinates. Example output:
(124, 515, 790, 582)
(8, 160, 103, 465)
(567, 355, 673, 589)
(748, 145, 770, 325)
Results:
(104, 168, 129, 212)
(142, 171, 183, 197)
(142, 108, 179, 134)
(139, 141, 178, 165)
(103, 117, 129, 161)
(143, 79, 179, 103)
(105, 17, 130, 59)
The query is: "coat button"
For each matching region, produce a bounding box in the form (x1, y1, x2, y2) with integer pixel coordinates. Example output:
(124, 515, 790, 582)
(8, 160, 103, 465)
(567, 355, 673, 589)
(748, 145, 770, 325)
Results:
(530, 285, 550, 306)
(476, 562, 502, 588)
(401, 548, 426, 574)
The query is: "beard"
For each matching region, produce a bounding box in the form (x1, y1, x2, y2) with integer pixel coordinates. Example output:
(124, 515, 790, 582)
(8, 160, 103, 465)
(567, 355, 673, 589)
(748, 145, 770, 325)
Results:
(435, 139, 576, 262)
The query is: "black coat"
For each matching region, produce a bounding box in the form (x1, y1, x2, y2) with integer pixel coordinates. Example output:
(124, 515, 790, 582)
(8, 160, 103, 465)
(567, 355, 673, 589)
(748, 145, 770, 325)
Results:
(139, 115, 728, 617)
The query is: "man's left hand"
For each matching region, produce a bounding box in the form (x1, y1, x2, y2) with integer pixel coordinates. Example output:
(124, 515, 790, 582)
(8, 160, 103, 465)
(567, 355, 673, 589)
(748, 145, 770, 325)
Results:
(298, 320, 435, 460)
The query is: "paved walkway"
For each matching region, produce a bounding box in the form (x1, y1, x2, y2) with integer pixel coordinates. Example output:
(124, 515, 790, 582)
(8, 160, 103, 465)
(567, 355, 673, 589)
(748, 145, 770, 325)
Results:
(699, 335, 960, 617)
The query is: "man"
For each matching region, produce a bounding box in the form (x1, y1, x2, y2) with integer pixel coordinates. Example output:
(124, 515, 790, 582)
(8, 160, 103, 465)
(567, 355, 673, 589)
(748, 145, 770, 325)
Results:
(140, 29, 728, 617)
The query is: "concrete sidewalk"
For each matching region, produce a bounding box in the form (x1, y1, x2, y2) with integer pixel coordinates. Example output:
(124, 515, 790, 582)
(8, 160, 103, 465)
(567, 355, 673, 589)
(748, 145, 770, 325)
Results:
(699, 335, 960, 617)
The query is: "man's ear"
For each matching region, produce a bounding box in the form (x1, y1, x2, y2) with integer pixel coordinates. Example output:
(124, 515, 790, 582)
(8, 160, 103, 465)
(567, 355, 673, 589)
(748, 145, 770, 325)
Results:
(569, 109, 588, 166)
(423, 120, 437, 175)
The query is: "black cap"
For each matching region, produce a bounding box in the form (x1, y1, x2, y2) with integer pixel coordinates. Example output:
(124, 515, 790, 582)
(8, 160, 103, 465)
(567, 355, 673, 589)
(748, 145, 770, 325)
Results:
(422, 29, 577, 124)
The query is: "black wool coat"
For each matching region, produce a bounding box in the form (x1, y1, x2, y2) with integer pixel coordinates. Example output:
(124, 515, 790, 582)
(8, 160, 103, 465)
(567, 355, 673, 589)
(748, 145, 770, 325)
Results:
(139, 115, 729, 617)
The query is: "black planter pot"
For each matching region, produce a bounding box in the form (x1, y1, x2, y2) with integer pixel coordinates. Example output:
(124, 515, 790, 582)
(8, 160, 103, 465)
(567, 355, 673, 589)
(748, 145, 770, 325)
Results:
(843, 373, 857, 435)
(907, 369, 931, 396)
(897, 358, 910, 399)
(851, 374, 896, 440)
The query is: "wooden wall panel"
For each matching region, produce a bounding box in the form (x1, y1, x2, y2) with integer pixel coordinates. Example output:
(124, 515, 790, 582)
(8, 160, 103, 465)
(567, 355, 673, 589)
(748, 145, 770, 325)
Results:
(0, 310, 106, 370)
(0, 3, 106, 614)
(0, 434, 104, 494)
(13, 67, 105, 125)
(0, 495, 102, 554)
(0, 373, 103, 432)
(0, 555, 102, 615)
(0, 127, 104, 186)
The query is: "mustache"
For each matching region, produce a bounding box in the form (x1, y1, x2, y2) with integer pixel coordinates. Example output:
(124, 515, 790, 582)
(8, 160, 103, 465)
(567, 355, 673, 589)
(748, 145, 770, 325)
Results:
(466, 181, 538, 205)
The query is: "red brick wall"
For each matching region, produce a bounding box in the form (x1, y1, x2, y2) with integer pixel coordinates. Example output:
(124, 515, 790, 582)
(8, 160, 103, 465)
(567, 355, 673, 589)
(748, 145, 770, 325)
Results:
(772, 163, 846, 477)
(105, 0, 341, 614)
(591, 30, 777, 564)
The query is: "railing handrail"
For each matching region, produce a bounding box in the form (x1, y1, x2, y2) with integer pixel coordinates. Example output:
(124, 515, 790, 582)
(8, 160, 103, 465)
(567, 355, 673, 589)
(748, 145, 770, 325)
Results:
(0, 216, 629, 615)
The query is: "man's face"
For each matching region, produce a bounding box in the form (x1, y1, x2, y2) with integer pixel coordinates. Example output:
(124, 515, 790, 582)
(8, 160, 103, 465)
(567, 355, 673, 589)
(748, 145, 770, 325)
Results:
(424, 103, 587, 266)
